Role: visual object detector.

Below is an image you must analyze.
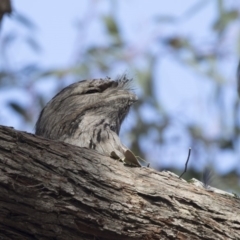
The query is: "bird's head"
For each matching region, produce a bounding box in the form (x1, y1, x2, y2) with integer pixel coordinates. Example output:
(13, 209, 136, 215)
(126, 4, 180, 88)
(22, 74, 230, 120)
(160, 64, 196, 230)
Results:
(35, 75, 137, 139)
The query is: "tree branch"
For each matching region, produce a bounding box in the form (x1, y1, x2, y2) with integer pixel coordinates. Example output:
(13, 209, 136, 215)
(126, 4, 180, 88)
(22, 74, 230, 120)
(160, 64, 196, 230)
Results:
(0, 125, 239, 239)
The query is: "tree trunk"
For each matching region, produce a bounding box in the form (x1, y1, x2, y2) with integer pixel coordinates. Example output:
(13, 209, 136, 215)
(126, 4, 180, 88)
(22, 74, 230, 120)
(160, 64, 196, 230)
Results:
(0, 0, 11, 21)
(0, 125, 239, 240)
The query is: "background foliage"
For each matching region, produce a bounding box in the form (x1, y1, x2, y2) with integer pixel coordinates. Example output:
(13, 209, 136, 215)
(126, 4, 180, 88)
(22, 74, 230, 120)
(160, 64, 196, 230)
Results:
(0, 0, 240, 193)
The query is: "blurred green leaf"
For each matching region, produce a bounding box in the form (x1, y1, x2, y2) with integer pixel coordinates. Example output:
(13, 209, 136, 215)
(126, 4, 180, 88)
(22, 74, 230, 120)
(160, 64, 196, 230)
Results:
(164, 36, 189, 49)
(25, 36, 41, 52)
(9, 102, 30, 122)
(183, 0, 210, 18)
(219, 139, 234, 150)
(2, 32, 17, 47)
(135, 58, 154, 97)
(214, 10, 239, 33)
(9, 102, 25, 115)
(238, 34, 240, 55)
(102, 15, 122, 45)
(37, 94, 46, 109)
(39, 69, 70, 78)
(13, 12, 37, 30)
(103, 15, 118, 36)
(217, 0, 224, 16)
(155, 15, 176, 23)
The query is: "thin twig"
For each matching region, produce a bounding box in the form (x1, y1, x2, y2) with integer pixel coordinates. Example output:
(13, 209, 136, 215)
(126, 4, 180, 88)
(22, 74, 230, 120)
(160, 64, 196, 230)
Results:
(179, 148, 191, 179)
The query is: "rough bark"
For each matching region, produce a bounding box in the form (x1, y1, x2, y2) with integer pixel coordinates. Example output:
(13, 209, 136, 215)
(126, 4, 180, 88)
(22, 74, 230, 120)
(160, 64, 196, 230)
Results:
(0, 125, 239, 240)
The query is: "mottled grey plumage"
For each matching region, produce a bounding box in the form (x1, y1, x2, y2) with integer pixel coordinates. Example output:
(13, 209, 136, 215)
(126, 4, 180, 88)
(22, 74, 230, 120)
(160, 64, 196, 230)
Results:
(35, 76, 137, 159)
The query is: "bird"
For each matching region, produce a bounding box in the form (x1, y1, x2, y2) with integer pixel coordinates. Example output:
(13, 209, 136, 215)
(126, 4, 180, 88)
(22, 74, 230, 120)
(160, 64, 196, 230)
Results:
(35, 75, 138, 162)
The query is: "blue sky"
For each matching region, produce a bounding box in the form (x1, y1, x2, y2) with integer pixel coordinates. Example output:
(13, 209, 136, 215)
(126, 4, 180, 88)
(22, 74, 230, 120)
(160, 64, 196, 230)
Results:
(9, 0, 216, 67)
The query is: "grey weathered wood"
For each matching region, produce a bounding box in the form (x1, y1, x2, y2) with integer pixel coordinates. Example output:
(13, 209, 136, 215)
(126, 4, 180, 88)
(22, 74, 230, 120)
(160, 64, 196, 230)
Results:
(0, 125, 239, 240)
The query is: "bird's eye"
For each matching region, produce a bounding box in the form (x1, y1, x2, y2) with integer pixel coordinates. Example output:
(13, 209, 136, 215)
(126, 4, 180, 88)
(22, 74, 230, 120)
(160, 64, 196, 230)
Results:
(85, 89, 99, 94)
(110, 125, 116, 131)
